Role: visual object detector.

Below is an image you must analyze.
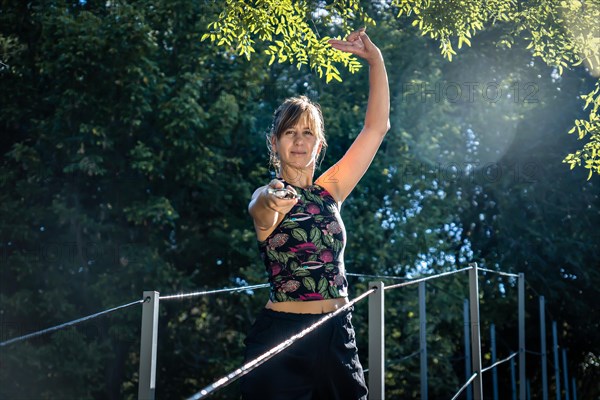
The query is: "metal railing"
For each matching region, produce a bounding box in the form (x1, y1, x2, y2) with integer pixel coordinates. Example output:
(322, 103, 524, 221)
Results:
(0, 263, 579, 400)
(140, 263, 525, 400)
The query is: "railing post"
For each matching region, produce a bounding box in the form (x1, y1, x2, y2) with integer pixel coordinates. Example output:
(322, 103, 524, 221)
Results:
(562, 349, 570, 400)
(491, 323, 498, 400)
(468, 263, 483, 400)
(511, 357, 517, 400)
(463, 299, 473, 400)
(419, 282, 427, 400)
(139, 291, 159, 400)
(540, 296, 548, 400)
(368, 281, 385, 400)
(519, 273, 526, 400)
(553, 321, 561, 400)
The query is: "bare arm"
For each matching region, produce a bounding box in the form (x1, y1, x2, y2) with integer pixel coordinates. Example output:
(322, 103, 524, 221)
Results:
(248, 179, 298, 241)
(316, 29, 390, 203)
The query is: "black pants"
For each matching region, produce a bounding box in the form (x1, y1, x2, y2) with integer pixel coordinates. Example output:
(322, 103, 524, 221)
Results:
(240, 307, 368, 400)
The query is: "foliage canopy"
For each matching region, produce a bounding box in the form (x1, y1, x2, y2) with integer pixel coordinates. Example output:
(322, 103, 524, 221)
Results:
(202, 0, 600, 178)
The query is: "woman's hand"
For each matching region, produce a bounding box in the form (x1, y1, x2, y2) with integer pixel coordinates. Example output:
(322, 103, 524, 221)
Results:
(262, 179, 298, 214)
(249, 179, 298, 237)
(328, 28, 382, 65)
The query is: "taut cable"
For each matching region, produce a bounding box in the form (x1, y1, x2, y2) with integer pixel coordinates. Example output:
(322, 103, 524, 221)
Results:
(450, 373, 478, 400)
(384, 267, 473, 291)
(477, 267, 519, 278)
(0, 298, 145, 347)
(159, 284, 269, 301)
(347, 272, 408, 281)
(482, 352, 519, 373)
(186, 287, 377, 400)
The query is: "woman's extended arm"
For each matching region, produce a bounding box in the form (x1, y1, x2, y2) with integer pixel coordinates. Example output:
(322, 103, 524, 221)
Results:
(248, 179, 298, 240)
(316, 29, 390, 203)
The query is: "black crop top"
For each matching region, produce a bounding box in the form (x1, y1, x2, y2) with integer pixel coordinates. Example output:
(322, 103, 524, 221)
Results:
(258, 180, 349, 302)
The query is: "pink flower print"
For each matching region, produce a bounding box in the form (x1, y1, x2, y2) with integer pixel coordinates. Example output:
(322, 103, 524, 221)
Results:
(289, 242, 317, 254)
(326, 221, 342, 235)
(301, 261, 324, 270)
(268, 233, 289, 249)
(320, 189, 332, 198)
(299, 293, 324, 301)
(306, 203, 321, 215)
(319, 249, 334, 263)
(269, 262, 282, 277)
(281, 280, 301, 293)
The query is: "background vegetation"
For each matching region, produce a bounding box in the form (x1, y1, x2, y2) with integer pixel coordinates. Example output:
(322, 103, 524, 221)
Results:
(1, 1, 598, 399)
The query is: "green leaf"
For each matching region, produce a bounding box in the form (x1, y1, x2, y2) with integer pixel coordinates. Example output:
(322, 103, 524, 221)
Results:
(328, 285, 340, 297)
(293, 269, 311, 277)
(291, 228, 308, 242)
(317, 278, 329, 294)
(310, 227, 321, 243)
(276, 292, 290, 302)
(303, 277, 316, 291)
(331, 238, 343, 252)
(281, 219, 299, 229)
(458, 36, 471, 49)
(304, 191, 323, 206)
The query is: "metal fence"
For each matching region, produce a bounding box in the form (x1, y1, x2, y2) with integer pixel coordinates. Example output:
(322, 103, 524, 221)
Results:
(1, 263, 579, 400)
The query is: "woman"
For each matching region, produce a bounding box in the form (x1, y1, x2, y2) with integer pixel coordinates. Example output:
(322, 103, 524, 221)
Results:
(241, 28, 390, 400)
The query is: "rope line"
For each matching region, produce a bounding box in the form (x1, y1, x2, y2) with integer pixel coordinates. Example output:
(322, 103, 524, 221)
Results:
(387, 349, 421, 365)
(428, 280, 465, 302)
(186, 287, 378, 400)
(366, 350, 421, 373)
(526, 350, 542, 356)
(0, 298, 145, 347)
(450, 373, 478, 400)
(482, 352, 519, 373)
(347, 272, 408, 281)
(159, 284, 270, 301)
(478, 267, 519, 278)
(384, 267, 473, 291)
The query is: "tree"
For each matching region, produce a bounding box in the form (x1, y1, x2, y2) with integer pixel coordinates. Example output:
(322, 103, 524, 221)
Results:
(1, 0, 598, 399)
(0, 0, 266, 398)
(202, 0, 600, 179)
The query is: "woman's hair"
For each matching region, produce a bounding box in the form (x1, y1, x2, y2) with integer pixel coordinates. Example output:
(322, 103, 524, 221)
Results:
(267, 96, 327, 171)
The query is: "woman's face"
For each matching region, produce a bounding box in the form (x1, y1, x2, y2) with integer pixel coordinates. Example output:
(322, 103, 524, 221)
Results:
(273, 112, 322, 171)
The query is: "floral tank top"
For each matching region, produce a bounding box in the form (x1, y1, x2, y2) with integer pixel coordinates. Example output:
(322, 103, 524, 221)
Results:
(258, 180, 349, 302)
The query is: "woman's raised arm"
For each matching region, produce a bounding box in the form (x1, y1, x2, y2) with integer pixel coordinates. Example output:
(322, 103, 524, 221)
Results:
(316, 29, 390, 203)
